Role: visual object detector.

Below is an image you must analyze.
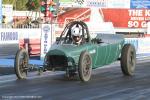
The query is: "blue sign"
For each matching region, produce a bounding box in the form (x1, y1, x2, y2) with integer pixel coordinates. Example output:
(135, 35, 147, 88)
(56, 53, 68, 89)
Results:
(131, 0, 150, 9)
(0, 0, 2, 23)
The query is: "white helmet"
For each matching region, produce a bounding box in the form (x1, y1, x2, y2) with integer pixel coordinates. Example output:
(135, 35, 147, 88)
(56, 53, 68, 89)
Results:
(71, 27, 82, 36)
(71, 26, 82, 44)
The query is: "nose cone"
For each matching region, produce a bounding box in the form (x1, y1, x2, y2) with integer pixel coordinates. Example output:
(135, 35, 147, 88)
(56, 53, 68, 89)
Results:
(46, 44, 73, 57)
(47, 49, 66, 56)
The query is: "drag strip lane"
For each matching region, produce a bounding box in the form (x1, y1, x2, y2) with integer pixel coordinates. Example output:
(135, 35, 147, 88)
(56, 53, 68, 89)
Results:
(0, 61, 150, 100)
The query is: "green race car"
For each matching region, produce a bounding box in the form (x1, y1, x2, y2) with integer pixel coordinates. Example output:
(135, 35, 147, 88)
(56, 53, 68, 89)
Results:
(14, 21, 136, 82)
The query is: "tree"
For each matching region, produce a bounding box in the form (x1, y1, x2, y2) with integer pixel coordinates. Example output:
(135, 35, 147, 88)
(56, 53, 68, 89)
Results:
(16, 0, 28, 10)
(26, 0, 40, 11)
(2, 0, 16, 5)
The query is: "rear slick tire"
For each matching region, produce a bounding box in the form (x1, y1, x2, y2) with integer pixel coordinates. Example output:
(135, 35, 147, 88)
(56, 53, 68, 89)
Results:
(121, 44, 136, 76)
(14, 49, 29, 79)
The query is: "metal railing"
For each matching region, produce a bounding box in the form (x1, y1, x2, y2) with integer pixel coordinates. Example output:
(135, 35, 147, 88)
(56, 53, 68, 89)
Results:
(0, 23, 41, 29)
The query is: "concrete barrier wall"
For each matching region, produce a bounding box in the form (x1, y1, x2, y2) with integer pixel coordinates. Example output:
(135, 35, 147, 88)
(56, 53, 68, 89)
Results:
(125, 37, 150, 54)
(0, 27, 150, 58)
(0, 28, 41, 57)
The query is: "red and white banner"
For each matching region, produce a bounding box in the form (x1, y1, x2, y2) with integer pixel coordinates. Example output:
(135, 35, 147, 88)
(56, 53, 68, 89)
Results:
(102, 9, 150, 28)
(57, 8, 150, 28)
(57, 8, 91, 28)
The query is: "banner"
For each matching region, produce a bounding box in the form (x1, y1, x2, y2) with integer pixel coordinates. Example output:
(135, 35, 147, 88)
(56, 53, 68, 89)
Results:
(2, 4, 13, 24)
(108, 0, 130, 8)
(86, 0, 107, 8)
(0, 29, 19, 57)
(59, 0, 86, 7)
(57, 8, 150, 28)
(130, 0, 150, 9)
(40, 24, 55, 60)
(0, 28, 41, 58)
(57, 8, 91, 29)
(0, 29, 19, 44)
(59, 0, 130, 8)
(102, 9, 150, 28)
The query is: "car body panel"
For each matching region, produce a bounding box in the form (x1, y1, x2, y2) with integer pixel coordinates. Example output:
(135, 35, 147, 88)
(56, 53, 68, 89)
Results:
(44, 34, 124, 70)
(92, 34, 124, 68)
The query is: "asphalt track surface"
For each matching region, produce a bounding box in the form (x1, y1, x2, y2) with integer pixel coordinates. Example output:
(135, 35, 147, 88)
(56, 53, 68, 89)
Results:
(0, 44, 18, 58)
(0, 59, 150, 100)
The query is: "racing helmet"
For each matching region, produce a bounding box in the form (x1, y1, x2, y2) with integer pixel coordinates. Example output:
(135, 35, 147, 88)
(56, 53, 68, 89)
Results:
(71, 26, 82, 43)
(71, 26, 82, 36)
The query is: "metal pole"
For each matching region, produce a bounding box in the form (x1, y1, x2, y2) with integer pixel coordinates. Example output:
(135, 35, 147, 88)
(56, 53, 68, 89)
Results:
(14, 0, 17, 27)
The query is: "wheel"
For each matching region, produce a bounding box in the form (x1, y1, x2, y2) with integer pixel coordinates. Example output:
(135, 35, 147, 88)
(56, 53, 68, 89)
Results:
(121, 44, 136, 76)
(78, 51, 92, 82)
(14, 49, 29, 79)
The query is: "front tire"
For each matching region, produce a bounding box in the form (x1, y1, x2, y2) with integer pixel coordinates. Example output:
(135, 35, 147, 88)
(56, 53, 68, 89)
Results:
(14, 49, 29, 79)
(121, 44, 136, 76)
(78, 51, 92, 82)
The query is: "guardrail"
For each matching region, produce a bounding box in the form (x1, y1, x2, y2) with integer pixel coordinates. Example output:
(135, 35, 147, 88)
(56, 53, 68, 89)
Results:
(0, 23, 41, 29)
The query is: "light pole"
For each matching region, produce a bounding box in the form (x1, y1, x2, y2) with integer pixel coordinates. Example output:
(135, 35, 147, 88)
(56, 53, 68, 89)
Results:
(14, 0, 17, 27)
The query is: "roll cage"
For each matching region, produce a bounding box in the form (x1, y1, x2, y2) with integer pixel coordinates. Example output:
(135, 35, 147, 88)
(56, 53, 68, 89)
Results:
(57, 21, 91, 44)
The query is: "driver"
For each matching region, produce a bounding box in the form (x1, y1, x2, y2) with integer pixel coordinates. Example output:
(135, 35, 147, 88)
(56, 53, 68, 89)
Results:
(71, 26, 82, 45)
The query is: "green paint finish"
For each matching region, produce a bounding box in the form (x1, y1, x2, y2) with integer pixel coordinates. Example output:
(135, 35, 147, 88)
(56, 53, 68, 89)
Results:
(45, 34, 125, 70)
(94, 44, 108, 68)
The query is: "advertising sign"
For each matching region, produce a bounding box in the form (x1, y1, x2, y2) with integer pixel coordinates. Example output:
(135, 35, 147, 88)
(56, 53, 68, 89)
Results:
(0, 28, 42, 57)
(102, 9, 150, 28)
(108, 0, 130, 8)
(40, 24, 55, 60)
(131, 0, 150, 9)
(59, 1, 150, 28)
(57, 8, 150, 28)
(59, 0, 130, 8)
(86, 0, 107, 8)
(57, 5, 150, 29)
(0, 29, 19, 44)
(59, 0, 86, 7)
(2, 4, 13, 24)
(0, 29, 19, 57)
